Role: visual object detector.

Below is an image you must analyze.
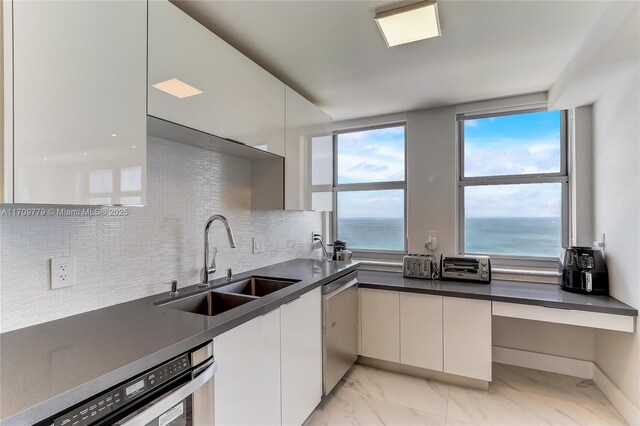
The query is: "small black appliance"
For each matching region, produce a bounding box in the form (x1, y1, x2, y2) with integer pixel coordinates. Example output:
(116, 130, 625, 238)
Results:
(560, 247, 609, 295)
(332, 240, 347, 261)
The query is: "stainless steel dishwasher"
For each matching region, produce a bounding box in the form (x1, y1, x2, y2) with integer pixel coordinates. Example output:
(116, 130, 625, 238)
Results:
(322, 270, 358, 396)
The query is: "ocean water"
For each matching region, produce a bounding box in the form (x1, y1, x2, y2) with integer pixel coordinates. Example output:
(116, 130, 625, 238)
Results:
(465, 217, 562, 257)
(338, 217, 405, 251)
(337, 216, 561, 256)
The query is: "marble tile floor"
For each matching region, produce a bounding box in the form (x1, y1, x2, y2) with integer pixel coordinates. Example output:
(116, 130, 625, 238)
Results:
(306, 363, 626, 426)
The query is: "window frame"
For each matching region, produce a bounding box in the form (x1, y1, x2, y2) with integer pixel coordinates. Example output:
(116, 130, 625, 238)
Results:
(457, 108, 569, 268)
(331, 122, 408, 257)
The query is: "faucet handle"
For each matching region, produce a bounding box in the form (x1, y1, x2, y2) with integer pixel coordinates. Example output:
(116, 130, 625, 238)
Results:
(226, 268, 233, 280)
(164, 280, 179, 296)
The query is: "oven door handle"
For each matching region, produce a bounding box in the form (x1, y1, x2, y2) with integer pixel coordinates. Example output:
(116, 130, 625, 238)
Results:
(121, 360, 218, 426)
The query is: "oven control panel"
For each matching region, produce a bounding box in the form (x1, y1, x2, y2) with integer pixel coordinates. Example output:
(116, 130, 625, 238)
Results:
(53, 354, 190, 426)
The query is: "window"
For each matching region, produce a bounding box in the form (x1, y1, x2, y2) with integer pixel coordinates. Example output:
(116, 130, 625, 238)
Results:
(458, 109, 568, 260)
(333, 124, 407, 253)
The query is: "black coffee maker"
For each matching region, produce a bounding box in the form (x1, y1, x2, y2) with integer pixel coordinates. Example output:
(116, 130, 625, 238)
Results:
(332, 240, 347, 261)
(560, 247, 609, 295)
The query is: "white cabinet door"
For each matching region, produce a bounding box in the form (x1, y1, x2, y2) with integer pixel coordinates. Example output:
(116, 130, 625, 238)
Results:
(214, 309, 282, 426)
(443, 297, 492, 381)
(281, 287, 322, 425)
(149, 0, 285, 156)
(400, 293, 443, 371)
(10, 0, 146, 204)
(284, 87, 332, 211)
(360, 288, 400, 362)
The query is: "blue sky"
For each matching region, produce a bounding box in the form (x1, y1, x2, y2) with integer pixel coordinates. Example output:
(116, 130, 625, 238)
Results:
(464, 110, 561, 177)
(337, 126, 405, 184)
(336, 126, 405, 218)
(464, 110, 562, 218)
(332, 111, 562, 219)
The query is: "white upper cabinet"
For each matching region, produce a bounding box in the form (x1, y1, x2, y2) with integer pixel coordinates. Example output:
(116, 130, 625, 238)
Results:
(6, 0, 147, 205)
(148, 0, 285, 156)
(284, 87, 332, 211)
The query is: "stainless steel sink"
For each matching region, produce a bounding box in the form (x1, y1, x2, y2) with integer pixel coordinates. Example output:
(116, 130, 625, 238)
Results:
(155, 276, 299, 317)
(214, 276, 299, 297)
(156, 291, 257, 316)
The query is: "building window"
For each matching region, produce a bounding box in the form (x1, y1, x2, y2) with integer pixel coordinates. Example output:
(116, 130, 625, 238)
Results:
(458, 109, 568, 261)
(333, 124, 407, 253)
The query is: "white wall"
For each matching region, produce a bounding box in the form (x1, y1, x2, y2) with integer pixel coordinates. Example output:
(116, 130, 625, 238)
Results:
(0, 137, 323, 333)
(406, 106, 457, 255)
(592, 66, 640, 415)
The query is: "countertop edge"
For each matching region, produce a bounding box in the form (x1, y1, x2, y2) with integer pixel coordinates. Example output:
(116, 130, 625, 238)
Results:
(357, 273, 638, 317)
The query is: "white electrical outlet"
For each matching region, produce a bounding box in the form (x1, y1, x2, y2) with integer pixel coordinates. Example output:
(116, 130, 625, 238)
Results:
(51, 256, 76, 289)
(252, 237, 265, 254)
(426, 231, 438, 251)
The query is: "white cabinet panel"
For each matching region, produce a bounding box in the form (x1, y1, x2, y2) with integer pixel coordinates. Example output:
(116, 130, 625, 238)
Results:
(360, 288, 400, 362)
(400, 293, 443, 371)
(281, 287, 322, 425)
(214, 309, 281, 426)
(149, 1, 285, 156)
(10, 0, 146, 204)
(284, 87, 332, 211)
(443, 297, 492, 381)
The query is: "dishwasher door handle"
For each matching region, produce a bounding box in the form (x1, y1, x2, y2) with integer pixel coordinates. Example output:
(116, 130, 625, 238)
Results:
(121, 361, 217, 426)
(323, 278, 358, 300)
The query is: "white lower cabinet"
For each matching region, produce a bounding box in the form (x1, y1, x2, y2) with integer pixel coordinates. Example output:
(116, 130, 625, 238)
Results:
(360, 289, 493, 382)
(214, 288, 322, 426)
(281, 287, 322, 425)
(400, 293, 443, 371)
(214, 308, 282, 426)
(443, 297, 492, 381)
(360, 288, 400, 362)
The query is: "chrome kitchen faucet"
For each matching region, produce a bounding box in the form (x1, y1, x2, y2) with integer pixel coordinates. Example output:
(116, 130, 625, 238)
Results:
(201, 214, 237, 286)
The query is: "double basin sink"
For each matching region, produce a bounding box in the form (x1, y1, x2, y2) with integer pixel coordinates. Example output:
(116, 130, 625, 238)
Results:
(155, 276, 300, 317)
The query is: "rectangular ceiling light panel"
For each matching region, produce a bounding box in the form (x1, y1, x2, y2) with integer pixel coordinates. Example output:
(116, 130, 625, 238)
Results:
(375, 1, 441, 47)
(152, 78, 203, 98)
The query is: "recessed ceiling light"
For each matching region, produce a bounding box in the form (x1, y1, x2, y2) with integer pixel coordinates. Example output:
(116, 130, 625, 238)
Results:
(112, 133, 117, 137)
(131, 145, 137, 149)
(152, 78, 203, 99)
(83, 153, 88, 156)
(375, 0, 441, 47)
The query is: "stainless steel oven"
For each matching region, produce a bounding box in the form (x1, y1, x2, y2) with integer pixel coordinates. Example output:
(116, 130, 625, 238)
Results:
(322, 271, 358, 396)
(42, 342, 216, 426)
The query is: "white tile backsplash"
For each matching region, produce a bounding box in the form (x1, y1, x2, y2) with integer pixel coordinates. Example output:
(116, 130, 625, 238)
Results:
(0, 137, 324, 333)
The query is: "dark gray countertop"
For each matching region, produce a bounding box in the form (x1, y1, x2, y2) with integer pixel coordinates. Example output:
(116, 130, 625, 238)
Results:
(358, 271, 638, 316)
(0, 258, 358, 426)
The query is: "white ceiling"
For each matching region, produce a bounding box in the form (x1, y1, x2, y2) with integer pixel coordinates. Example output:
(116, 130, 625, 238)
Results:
(174, 0, 611, 121)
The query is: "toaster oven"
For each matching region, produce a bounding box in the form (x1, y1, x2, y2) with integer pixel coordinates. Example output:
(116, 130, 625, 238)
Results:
(440, 255, 491, 283)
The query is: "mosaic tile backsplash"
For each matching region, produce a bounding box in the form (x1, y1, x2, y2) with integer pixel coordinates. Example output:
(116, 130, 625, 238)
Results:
(0, 137, 324, 333)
